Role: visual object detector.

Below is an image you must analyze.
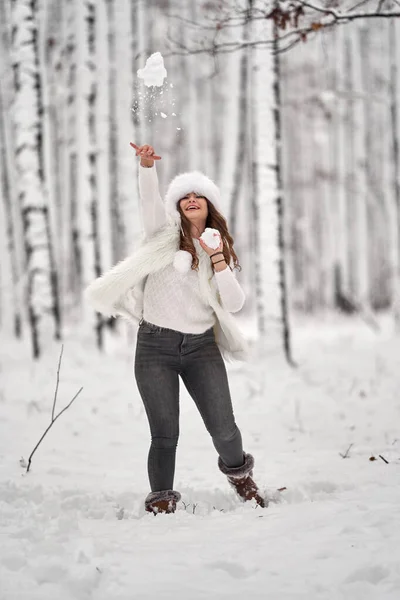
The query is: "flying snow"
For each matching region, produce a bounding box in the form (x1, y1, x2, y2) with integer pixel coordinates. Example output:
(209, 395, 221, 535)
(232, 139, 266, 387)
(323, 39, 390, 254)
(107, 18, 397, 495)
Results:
(137, 52, 167, 87)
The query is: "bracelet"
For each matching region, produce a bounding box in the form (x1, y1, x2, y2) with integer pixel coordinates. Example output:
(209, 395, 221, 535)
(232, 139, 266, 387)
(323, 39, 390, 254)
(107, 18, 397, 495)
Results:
(212, 259, 226, 266)
(210, 251, 224, 259)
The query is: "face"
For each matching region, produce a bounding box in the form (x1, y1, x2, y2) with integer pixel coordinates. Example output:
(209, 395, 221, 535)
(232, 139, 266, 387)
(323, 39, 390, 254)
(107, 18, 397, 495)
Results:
(179, 192, 208, 220)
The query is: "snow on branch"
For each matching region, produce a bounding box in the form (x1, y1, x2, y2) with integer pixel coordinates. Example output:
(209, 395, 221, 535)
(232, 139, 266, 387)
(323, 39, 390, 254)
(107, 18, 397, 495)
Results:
(24, 345, 83, 473)
(166, 0, 400, 56)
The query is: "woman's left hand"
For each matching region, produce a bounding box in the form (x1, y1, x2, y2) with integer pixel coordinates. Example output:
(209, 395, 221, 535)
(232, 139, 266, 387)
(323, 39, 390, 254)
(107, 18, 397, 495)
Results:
(199, 235, 223, 258)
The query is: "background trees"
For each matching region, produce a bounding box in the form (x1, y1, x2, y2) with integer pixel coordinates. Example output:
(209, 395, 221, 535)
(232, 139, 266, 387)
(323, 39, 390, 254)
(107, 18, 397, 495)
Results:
(1, 0, 399, 359)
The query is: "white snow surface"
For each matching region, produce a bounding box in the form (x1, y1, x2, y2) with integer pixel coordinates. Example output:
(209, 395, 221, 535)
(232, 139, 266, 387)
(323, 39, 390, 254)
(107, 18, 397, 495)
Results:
(137, 52, 167, 87)
(1, 315, 400, 599)
(200, 227, 221, 250)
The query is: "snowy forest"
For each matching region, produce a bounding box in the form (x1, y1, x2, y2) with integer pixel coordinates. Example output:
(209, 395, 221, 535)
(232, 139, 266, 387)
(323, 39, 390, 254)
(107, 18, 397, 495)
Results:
(2, 2, 400, 598)
(1, 0, 400, 359)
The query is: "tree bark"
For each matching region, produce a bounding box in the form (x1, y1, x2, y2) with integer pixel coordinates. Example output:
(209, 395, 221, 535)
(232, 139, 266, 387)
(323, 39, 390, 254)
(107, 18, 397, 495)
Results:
(0, 78, 22, 337)
(251, 6, 293, 362)
(11, 0, 60, 358)
(106, 0, 123, 263)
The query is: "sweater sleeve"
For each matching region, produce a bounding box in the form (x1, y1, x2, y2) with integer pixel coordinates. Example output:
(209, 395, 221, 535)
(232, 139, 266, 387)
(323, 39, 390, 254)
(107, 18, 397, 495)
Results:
(214, 266, 245, 313)
(139, 164, 167, 237)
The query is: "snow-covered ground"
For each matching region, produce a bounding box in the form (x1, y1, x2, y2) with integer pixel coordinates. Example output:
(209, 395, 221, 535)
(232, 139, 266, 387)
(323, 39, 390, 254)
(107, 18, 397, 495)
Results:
(1, 315, 400, 599)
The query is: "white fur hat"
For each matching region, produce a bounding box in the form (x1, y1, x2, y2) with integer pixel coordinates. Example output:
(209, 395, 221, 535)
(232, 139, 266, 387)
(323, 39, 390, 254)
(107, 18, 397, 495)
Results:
(164, 170, 224, 274)
(164, 171, 223, 222)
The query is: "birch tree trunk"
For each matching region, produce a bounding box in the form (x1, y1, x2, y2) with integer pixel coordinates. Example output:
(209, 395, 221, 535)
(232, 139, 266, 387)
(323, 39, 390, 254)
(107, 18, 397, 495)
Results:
(251, 12, 292, 361)
(76, 0, 104, 344)
(0, 78, 22, 337)
(130, 0, 141, 211)
(331, 25, 350, 308)
(95, 0, 112, 273)
(106, 0, 123, 264)
(76, 0, 98, 293)
(390, 21, 400, 262)
(116, 0, 138, 255)
(0, 0, 22, 337)
(389, 19, 400, 326)
(64, 0, 80, 301)
(281, 47, 308, 311)
(11, 0, 60, 358)
(218, 17, 241, 216)
(229, 2, 251, 237)
(42, 2, 64, 288)
(350, 24, 369, 305)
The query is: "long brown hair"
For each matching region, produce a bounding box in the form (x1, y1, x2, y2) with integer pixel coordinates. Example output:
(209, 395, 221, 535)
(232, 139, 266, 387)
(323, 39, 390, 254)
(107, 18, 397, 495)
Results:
(178, 199, 241, 272)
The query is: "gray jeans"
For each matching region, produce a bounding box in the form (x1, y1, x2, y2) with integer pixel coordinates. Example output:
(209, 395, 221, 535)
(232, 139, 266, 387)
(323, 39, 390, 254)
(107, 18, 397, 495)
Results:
(134, 319, 244, 492)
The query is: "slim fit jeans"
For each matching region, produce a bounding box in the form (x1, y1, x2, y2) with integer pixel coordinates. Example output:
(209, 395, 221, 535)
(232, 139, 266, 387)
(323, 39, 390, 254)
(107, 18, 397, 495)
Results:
(134, 319, 244, 492)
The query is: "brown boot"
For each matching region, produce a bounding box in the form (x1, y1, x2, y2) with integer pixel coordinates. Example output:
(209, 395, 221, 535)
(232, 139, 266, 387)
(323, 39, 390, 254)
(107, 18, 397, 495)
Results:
(145, 490, 181, 515)
(218, 453, 266, 508)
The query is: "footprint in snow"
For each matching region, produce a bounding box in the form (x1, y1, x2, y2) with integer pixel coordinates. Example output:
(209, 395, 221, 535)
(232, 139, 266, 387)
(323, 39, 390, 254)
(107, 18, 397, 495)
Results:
(344, 564, 390, 585)
(205, 560, 258, 579)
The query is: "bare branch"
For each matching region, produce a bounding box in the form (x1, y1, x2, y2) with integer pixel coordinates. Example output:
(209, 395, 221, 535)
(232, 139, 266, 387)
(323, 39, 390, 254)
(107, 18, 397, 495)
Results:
(165, 0, 400, 58)
(339, 443, 354, 459)
(51, 344, 64, 420)
(347, 0, 375, 12)
(26, 387, 83, 472)
(297, 0, 400, 20)
(26, 345, 83, 473)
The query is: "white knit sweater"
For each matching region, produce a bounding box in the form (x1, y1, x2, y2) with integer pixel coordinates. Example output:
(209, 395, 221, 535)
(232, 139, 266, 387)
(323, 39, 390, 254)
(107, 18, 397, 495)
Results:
(139, 165, 245, 333)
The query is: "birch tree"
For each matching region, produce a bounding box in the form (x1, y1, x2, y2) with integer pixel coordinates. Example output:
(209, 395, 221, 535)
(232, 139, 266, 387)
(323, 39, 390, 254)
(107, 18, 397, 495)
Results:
(11, 0, 60, 358)
(75, 0, 105, 346)
(105, 0, 124, 265)
(349, 24, 369, 305)
(229, 1, 251, 239)
(0, 0, 23, 337)
(0, 79, 21, 337)
(389, 18, 400, 325)
(64, 0, 80, 300)
(76, 1, 98, 292)
(250, 6, 292, 360)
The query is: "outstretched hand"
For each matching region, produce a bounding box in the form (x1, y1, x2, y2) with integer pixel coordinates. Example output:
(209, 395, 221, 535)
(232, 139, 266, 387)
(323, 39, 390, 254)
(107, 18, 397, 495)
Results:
(130, 143, 161, 166)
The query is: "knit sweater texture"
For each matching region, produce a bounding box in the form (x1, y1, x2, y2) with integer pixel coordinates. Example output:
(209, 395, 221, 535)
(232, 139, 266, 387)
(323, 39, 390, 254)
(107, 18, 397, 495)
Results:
(84, 164, 249, 361)
(139, 166, 245, 333)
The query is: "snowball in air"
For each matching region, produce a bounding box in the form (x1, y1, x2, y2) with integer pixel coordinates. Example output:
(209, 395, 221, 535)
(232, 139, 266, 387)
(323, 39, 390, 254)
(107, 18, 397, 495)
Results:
(200, 228, 221, 250)
(137, 52, 167, 87)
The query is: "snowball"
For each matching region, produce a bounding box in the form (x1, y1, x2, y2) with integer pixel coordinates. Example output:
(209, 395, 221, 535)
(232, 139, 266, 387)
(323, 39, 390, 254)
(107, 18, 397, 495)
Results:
(200, 228, 221, 250)
(160, 112, 167, 118)
(137, 52, 167, 87)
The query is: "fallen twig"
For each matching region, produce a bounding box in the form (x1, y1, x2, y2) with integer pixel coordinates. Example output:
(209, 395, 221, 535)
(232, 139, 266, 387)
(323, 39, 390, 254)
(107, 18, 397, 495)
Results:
(339, 443, 353, 459)
(379, 454, 389, 464)
(25, 345, 83, 473)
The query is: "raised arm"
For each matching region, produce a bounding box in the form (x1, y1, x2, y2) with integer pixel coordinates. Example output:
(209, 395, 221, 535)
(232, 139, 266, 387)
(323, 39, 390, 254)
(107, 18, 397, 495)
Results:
(131, 143, 166, 237)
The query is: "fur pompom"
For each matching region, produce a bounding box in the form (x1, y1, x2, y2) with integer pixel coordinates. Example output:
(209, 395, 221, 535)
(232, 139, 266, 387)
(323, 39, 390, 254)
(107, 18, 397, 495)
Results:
(173, 249, 193, 274)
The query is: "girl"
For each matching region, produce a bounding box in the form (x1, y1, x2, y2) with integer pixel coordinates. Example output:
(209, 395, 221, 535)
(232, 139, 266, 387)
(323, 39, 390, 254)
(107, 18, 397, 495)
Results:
(85, 143, 265, 514)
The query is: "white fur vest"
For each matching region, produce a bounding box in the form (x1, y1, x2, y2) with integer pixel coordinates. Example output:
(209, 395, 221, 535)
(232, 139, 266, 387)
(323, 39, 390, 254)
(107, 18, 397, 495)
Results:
(84, 223, 249, 363)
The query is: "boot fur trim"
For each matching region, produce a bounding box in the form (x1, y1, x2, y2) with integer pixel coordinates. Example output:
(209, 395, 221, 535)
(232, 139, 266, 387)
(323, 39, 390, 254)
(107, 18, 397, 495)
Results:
(145, 489, 181, 510)
(218, 452, 254, 479)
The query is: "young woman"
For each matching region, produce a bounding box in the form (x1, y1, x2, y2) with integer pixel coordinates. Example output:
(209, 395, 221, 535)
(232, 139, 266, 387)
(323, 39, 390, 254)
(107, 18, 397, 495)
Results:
(85, 143, 265, 514)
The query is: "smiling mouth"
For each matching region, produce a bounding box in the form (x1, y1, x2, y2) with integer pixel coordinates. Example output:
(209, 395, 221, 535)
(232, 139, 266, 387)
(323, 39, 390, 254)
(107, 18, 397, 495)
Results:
(186, 206, 200, 211)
